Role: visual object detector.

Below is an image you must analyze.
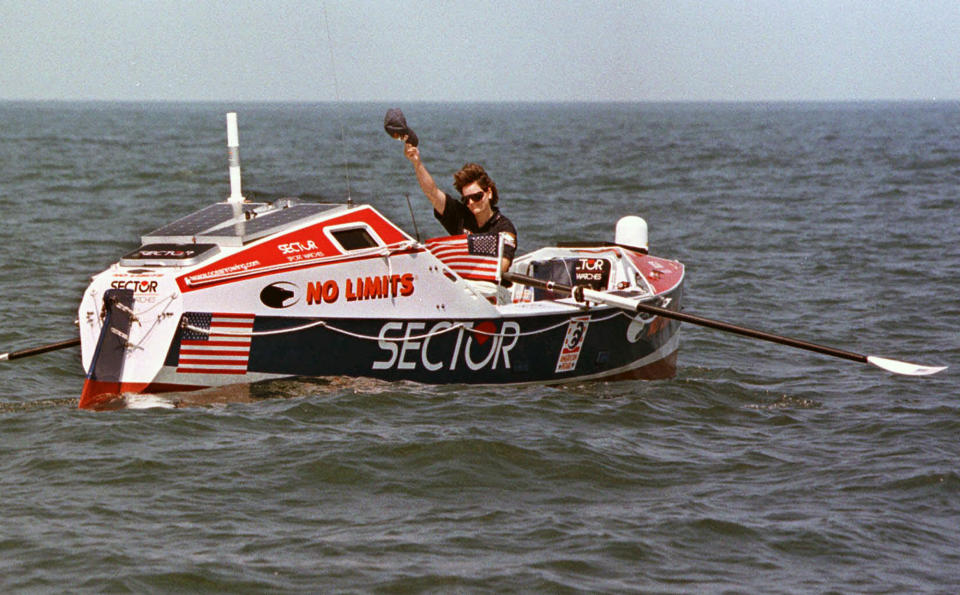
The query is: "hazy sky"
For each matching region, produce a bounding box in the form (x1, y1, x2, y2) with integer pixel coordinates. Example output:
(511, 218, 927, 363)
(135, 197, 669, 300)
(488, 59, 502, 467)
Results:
(2, 0, 959, 102)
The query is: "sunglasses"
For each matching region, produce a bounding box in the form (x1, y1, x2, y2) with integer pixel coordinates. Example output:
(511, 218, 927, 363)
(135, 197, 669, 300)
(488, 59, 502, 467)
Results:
(461, 191, 485, 204)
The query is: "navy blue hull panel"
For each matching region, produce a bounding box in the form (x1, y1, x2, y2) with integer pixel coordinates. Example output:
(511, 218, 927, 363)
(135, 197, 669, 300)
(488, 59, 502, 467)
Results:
(247, 312, 677, 383)
(168, 288, 683, 385)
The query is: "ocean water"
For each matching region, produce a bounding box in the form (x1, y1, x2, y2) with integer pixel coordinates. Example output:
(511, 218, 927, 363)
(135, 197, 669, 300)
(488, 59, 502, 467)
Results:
(1, 101, 958, 592)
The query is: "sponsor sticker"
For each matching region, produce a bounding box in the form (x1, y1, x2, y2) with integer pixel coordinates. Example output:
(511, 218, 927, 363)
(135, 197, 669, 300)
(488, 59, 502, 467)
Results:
(372, 320, 520, 372)
(556, 315, 590, 373)
(110, 279, 159, 293)
(573, 258, 610, 289)
(187, 260, 262, 284)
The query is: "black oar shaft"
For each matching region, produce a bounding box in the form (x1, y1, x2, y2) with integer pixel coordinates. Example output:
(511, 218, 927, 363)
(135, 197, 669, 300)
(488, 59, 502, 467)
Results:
(503, 272, 868, 364)
(1, 337, 81, 361)
(631, 301, 867, 364)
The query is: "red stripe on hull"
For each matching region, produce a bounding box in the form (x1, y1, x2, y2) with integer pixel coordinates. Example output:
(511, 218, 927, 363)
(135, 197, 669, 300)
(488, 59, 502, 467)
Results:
(177, 351, 250, 358)
(175, 368, 249, 375)
(79, 379, 207, 410)
(181, 340, 251, 348)
(605, 350, 678, 381)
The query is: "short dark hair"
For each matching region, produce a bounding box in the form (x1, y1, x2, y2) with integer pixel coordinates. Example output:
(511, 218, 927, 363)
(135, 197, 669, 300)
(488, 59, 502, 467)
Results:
(453, 163, 499, 206)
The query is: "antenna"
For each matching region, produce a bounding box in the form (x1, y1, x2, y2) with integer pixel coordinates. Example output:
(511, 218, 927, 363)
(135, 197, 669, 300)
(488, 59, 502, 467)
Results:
(405, 194, 421, 242)
(322, 4, 352, 207)
(226, 112, 243, 203)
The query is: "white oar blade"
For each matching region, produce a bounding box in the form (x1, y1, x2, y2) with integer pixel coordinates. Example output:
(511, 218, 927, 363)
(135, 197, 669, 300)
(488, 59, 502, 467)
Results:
(866, 356, 947, 376)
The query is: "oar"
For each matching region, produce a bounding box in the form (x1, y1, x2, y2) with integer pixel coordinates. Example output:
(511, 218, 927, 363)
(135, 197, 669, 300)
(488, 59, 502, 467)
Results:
(503, 272, 946, 377)
(1, 338, 81, 361)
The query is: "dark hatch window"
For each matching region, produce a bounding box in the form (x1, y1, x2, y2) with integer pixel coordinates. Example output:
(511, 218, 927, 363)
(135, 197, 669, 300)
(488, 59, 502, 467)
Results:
(331, 227, 379, 251)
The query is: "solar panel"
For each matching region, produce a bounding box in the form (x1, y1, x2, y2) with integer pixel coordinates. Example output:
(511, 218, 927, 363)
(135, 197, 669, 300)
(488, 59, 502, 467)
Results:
(142, 203, 263, 244)
(141, 201, 343, 246)
(232, 204, 340, 241)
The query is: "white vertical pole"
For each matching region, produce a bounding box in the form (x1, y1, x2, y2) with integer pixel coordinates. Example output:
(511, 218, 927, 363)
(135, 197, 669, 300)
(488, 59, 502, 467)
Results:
(226, 112, 243, 203)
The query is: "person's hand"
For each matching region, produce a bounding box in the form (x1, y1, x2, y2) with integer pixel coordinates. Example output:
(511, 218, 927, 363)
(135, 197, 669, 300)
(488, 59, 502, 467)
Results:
(404, 139, 420, 165)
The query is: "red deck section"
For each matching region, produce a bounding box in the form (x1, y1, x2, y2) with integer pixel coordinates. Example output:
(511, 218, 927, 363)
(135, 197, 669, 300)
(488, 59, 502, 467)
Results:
(177, 207, 413, 292)
(624, 252, 684, 295)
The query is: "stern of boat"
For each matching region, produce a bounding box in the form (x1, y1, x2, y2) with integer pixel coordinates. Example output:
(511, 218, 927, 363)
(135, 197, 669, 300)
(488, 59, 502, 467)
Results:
(78, 266, 185, 409)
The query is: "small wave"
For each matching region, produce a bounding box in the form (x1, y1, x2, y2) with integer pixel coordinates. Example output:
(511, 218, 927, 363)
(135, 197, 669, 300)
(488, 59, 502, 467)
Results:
(769, 526, 852, 557)
(688, 517, 760, 538)
(867, 187, 908, 199)
(900, 156, 960, 171)
(884, 470, 960, 491)
(746, 395, 822, 410)
(0, 397, 79, 412)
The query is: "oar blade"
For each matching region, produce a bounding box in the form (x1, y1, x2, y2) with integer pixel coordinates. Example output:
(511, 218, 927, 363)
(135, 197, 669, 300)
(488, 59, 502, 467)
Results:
(866, 356, 947, 376)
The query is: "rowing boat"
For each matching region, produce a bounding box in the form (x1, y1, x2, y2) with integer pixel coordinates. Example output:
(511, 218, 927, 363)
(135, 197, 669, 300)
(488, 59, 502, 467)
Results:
(76, 113, 684, 409)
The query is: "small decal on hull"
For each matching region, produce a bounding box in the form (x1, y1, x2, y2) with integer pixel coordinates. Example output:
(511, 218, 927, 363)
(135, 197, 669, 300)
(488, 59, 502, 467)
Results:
(627, 314, 652, 343)
(177, 313, 255, 375)
(260, 282, 301, 308)
(556, 316, 590, 373)
(627, 298, 672, 343)
(110, 279, 159, 293)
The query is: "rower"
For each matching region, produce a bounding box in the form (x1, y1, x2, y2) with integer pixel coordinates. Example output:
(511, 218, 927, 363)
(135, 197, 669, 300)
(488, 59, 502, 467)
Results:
(403, 145, 517, 274)
(402, 141, 518, 304)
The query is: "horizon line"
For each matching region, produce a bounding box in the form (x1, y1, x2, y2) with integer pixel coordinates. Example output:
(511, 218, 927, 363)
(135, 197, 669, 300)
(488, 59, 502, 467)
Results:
(2, 97, 958, 105)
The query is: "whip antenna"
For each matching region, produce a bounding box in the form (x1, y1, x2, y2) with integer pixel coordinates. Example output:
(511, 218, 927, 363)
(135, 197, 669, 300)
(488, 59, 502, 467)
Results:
(322, 3, 352, 206)
(405, 194, 421, 242)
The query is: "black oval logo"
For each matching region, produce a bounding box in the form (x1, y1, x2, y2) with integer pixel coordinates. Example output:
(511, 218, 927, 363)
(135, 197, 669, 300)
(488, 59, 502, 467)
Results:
(260, 282, 301, 308)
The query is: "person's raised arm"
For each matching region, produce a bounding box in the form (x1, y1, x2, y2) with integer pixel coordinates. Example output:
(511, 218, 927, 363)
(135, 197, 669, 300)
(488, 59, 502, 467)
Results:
(404, 142, 447, 214)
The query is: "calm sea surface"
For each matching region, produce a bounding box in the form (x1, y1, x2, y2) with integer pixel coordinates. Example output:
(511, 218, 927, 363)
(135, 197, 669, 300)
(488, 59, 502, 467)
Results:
(1, 101, 958, 592)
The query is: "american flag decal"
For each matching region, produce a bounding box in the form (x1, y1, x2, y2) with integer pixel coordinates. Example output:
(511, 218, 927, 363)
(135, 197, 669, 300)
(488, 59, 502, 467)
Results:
(425, 233, 501, 282)
(176, 312, 255, 375)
